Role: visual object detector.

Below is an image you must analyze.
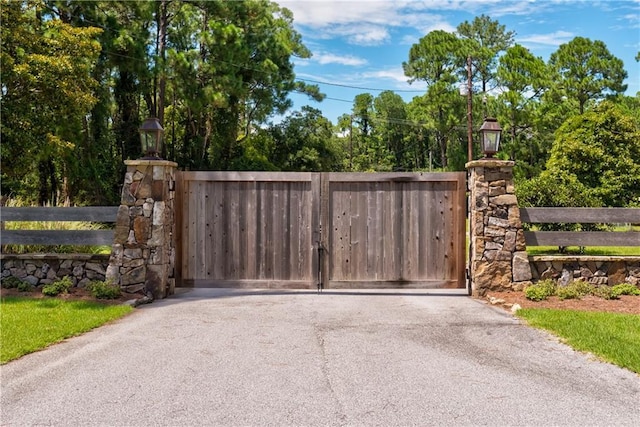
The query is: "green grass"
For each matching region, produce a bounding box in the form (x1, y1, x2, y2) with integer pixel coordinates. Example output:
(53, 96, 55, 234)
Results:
(0, 297, 133, 364)
(517, 308, 640, 373)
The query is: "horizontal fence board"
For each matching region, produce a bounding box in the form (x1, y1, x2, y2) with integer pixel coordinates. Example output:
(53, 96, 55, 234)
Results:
(1, 207, 119, 222)
(182, 279, 316, 289)
(524, 231, 640, 247)
(520, 207, 640, 224)
(327, 280, 459, 289)
(0, 230, 114, 246)
(324, 172, 464, 183)
(178, 171, 315, 182)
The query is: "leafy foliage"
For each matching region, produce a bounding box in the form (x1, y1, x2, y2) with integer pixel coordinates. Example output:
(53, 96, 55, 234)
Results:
(1, 277, 29, 290)
(1, 5, 636, 210)
(87, 281, 121, 299)
(556, 281, 594, 300)
(524, 280, 557, 301)
(525, 279, 640, 302)
(42, 277, 74, 297)
(549, 37, 627, 114)
(611, 284, 640, 297)
(547, 101, 640, 207)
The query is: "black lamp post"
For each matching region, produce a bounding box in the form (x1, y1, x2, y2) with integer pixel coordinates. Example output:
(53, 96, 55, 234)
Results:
(139, 117, 164, 159)
(479, 117, 502, 158)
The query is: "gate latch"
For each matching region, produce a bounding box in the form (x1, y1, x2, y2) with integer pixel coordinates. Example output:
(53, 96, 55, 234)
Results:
(316, 240, 325, 293)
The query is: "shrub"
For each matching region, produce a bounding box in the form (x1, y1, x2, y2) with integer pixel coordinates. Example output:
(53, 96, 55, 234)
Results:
(16, 281, 34, 292)
(1, 276, 25, 289)
(525, 279, 557, 301)
(87, 281, 121, 299)
(557, 280, 594, 300)
(591, 285, 617, 300)
(556, 280, 595, 300)
(611, 283, 640, 298)
(42, 276, 73, 296)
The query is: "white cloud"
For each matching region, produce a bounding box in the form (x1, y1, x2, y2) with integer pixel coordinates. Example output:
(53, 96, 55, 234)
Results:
(362, 68, 408, 83)
(279, 1, 454, 45)
(315, 53, 368, 66)
(361, 67, 428, 91)
(518, 30, 574, 46)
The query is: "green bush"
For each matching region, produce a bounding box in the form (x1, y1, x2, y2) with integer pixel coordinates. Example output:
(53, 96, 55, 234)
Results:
(87, 281, 121, 299)
(42, 276, 73, 296)
(16, 281, 34, 292)
(611, 283, 640, 297)
(525, 279, 557, 301)
(1, 276, 25, 289)
(591, 285, 617, 300)
(557, 281, 594, 300)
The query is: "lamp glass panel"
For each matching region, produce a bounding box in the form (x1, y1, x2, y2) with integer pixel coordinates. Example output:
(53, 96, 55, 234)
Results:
(483, 131, 500, 152)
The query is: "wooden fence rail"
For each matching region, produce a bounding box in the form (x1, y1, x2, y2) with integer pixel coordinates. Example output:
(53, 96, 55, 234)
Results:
(0, 207, 118, 246)
(520, 207, 640, 247)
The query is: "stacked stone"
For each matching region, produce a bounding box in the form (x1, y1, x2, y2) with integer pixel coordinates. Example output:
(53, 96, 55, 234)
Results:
(1, 254, 109, 287)
(467, 160, 532, 296)
(106, 160, 177, 299)
(529, 257, 640, 287)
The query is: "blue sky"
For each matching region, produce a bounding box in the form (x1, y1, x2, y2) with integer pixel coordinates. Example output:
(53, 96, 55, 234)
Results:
(278, 0, 640, 124)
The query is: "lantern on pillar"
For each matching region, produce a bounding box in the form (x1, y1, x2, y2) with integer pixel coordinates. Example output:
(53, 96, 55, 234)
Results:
(139, 117, 164, 159)
(479, 117, 502, 158)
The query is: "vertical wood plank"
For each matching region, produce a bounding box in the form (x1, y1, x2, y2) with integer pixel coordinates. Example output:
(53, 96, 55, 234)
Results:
(351, 182, 368, 280)
(311, 174, 321, 286)
(319, 173, 330, 288)
(229, 181, 241, 279)
(174, 171, 184, 286)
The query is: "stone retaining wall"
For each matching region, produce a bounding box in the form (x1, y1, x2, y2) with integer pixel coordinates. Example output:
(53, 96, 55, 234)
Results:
(1, 254, 109, 288)
(529, 256, 640, 287)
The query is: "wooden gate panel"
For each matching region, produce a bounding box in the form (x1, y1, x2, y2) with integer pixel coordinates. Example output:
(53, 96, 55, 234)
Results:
(324, 173, 465, 289)
(176, 171, 465, 289)
(177, 172, 317, 288)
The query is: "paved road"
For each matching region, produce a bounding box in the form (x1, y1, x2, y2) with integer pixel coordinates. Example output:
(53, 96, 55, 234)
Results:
(2, 288, 639, 426)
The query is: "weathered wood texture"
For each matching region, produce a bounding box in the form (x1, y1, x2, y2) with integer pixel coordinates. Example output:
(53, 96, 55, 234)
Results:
(524, 231, 639, 247)
(520, 207, 640, 224)
(324, 173, 466, 289)
(520, 207, 640, 247)
(175, 172, 466, 289)
(1, 207, 119, 222)
(176, 172, 317, 288)
(0, 207, 118, 246)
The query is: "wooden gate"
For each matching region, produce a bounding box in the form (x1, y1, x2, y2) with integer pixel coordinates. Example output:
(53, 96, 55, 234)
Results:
(175, 172, 466, 289)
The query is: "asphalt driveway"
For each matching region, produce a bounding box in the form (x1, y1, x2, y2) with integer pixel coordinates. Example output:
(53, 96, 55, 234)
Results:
(1, 288, 639, 426)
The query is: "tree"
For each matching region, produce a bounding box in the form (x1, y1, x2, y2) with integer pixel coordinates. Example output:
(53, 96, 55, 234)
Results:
(373, 91, 409, 169)
(456, 14, 515, 94)
(496, 44, 549, 176)
(1, 0, 102, 204)
(549, 37, 627, 114)
(269, 106, 340, 171)
(528, 101, 640, 207)
(164, 0, 321, 170)
(403, 30, 466, 169)
(348, 94, 394, 171)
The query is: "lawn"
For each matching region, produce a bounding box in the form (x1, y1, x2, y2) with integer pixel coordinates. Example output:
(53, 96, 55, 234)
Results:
(516, 308, 640, 374)
(0, 296, 133, 364)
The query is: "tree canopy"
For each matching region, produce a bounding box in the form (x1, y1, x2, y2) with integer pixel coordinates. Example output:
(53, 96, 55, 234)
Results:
(1, 4, 637, 209)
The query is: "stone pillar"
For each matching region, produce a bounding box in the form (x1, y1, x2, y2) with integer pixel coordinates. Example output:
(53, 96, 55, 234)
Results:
(466, 160, 532, 296)
(107, 160, 177, 299)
